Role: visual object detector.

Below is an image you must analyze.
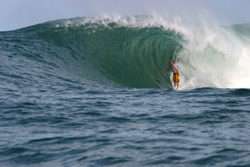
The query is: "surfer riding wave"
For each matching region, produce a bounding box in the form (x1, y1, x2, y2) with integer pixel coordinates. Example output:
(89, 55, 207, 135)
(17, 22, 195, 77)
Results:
(171, 60, 180, 89)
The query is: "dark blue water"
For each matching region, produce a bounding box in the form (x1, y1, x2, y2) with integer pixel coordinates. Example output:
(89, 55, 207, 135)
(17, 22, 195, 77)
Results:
(1, 18, 250, 167)
(1, 76, 250, 167)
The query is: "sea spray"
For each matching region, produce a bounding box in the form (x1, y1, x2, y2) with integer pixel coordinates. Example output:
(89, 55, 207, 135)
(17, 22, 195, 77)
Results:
(4, 15, 250, 89)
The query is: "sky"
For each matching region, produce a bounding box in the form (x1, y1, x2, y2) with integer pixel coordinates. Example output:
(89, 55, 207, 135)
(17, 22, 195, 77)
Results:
(1, 0, 250, 31)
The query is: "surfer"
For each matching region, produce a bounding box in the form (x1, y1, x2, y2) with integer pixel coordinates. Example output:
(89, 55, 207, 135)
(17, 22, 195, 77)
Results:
(171, 60, 180, 89)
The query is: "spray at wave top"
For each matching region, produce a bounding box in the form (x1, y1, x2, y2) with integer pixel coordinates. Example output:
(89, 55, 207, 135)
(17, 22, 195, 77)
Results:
(119, 15, 250, 89)
(35, 15, 250, 89)
(176, 20, 250, 90)
(111, 15, 250, 89)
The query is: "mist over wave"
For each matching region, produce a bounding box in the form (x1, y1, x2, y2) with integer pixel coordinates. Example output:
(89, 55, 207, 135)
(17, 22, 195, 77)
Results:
(1, 15, 250, 89)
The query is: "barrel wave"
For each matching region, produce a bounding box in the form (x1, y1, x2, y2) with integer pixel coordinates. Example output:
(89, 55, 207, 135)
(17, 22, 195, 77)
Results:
(7, 17, 183, 88)
(1, 16, 250, 89)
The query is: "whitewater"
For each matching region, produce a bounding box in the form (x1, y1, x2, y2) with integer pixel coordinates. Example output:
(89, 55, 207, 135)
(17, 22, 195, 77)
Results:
(1, 15, 250, 167)
(2, 15, 250, 89)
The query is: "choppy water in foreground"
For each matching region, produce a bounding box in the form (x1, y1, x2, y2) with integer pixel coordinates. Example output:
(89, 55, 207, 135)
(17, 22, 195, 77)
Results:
(1, 84, 250, 167)
(1, 17, 250, 167)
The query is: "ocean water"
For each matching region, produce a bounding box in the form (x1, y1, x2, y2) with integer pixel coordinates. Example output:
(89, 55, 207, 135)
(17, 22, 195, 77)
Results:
(1, 16, 250, 167)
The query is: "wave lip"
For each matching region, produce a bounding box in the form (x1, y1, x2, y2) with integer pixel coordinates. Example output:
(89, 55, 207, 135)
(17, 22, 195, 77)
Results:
(34, 16, 185, 88)
(3, 16, 250, 89)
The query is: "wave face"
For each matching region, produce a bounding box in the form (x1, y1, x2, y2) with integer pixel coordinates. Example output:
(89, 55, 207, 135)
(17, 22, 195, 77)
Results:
(7, 17, 183, 89)
(1, 16, 250, 89)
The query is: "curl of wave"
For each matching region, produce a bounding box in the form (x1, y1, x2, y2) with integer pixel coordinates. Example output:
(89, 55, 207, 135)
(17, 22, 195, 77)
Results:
(3, 15, 250, 89)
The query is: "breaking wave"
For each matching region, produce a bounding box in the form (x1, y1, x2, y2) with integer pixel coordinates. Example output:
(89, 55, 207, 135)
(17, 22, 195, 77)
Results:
(1, 16, 250, 89)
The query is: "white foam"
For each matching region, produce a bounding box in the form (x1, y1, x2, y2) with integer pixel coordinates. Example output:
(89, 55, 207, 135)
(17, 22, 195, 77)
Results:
(57, 15, 250, 89)
(177, 20, 250, 90)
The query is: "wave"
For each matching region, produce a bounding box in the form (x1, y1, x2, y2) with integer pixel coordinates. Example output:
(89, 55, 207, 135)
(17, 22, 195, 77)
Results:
(1, 16, 250, 89)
